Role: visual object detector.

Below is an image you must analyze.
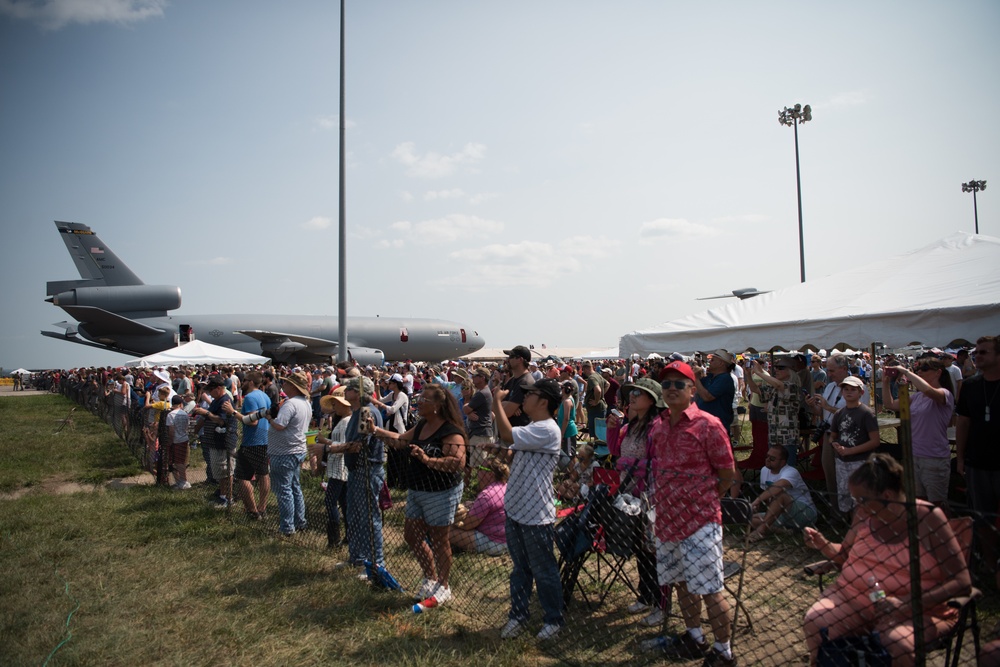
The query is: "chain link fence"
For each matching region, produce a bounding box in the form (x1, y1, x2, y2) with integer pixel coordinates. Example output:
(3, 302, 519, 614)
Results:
(59, 378, 996, 666)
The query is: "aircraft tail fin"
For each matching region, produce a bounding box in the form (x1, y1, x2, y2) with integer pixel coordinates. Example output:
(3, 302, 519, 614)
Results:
(50, 221, 143, 292)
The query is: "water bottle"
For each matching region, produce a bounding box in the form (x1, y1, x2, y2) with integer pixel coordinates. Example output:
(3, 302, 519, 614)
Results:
(867, 575, 886, 603)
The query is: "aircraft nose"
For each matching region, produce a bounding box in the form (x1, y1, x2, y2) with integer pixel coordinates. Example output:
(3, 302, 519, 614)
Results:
(466, 329, 486, 352)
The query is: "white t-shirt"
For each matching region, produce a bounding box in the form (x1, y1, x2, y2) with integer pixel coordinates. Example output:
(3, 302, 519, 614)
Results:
(505, 418, 561, 526)
(759, 464, 815, 509)
(946, 365, 963, 392)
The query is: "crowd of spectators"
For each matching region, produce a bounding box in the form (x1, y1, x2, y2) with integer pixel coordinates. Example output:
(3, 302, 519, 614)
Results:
(44, 334, 999, 665)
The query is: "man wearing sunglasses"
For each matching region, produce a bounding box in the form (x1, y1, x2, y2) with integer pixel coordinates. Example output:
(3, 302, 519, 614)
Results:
(645, 361, 736, 666)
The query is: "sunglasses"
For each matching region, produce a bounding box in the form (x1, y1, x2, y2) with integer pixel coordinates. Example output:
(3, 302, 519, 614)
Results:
(914, 364, 933, 372)
(629, 388, 645, 397)
(661, 380, 690, 390)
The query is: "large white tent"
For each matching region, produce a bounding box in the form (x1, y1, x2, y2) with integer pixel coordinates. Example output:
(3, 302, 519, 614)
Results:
(124, 339, 268, 367)
(620, 232, 1000, 356)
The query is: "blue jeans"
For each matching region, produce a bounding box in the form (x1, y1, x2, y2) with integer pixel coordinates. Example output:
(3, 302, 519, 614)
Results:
(346, 463, 385, 567)
(270, 453, 306, 535)
(506, 518, 564, 626)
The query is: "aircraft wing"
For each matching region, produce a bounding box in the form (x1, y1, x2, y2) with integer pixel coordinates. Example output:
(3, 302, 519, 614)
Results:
(234, 329, 341, 357)
(61, 306, 166, 337)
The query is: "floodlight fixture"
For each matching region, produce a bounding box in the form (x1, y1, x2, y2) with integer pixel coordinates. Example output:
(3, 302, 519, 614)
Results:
(961, 179, 987, 234)
(778, 103, 813, 282)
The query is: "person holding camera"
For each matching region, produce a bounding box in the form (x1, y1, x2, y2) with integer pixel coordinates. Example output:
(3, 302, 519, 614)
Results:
(746, 357, 803, 466)
(372, 384, 466, 610)
(193, 374, 236, 509)
(881, 357, 954, 505)
(340, 376, 387, 570)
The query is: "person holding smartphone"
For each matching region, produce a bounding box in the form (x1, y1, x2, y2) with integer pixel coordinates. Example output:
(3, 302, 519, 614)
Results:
(746, 357, 803, 466)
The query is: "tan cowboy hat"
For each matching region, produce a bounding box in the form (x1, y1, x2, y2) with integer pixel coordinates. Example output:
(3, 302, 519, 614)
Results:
(281, 371, 310, 397)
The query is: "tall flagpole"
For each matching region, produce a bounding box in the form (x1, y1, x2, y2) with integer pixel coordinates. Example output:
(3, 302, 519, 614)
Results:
(337, 0, 348, 364)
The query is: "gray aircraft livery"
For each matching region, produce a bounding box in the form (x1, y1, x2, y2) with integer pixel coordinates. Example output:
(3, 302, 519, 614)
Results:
(42, 221, 486, 364)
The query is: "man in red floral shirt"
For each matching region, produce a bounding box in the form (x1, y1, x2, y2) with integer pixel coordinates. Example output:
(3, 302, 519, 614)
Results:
(647, 360, 737, 667)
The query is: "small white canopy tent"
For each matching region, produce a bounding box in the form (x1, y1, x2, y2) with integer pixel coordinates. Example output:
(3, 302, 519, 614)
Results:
(8, 368, 30, 376)
(125, 339, 268, 367)
(620, 232, 1000, 356)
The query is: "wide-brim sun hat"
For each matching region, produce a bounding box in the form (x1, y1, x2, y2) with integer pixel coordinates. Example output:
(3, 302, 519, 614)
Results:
(623, 377, 666, 408)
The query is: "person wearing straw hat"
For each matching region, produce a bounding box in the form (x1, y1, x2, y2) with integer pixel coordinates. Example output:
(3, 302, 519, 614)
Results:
(316, 388, 352, 549)
(341, 376, 386, 570)
(266, 370, 311, 538)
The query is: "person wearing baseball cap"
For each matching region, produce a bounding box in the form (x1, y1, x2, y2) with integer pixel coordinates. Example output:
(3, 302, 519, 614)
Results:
(829, 374, 880, 514)
(501, 345, 536, 428)
(492, 376, 565, 640)
(693, 350, 737, 448)
(644, 359, 736, 664)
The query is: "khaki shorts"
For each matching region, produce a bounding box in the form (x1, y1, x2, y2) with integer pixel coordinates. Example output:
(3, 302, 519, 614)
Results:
(208, 448, 235, 480)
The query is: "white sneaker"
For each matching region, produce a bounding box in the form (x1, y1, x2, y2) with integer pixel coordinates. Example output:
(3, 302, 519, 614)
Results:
(627, 601, 651, 614)
(639, 609, 664, 627)
(413, 585, 452, 613)
(414, 578, 439, 601)
(175, 481, 191, 490)
(536, 623, 562, 640)
(500, 619, 526, 639)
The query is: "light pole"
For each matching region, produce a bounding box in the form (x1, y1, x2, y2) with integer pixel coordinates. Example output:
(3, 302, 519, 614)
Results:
(961, 180, 987, 234)
(779, 103, 812, 283)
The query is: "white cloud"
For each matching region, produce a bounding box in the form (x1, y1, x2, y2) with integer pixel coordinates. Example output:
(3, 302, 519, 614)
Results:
(376, 239, 404, 249)
(390, 220, 412, 232)
(818, 91, 868, 109)
(429, 235, 621, 290)
(0, 0, 166, 30)
(400, 191, 413, 203)
(424, 189, 466, 201)
(301, 216, 332, 231)
(314, 114, 356, 130)
(390, 141, 487, 179)
(403, 214, 504, 245)
(639, 218, 721, 239)
(469, 192, 497, 205)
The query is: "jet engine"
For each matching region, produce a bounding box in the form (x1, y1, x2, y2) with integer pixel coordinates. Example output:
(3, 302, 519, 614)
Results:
(348, 346, 385, 366)
(48, 285, 181, 314)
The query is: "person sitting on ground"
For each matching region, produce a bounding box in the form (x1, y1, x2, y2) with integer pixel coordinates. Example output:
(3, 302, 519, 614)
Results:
(748, 445, 817, 542)
(802, 453, 971, 667)
(450, 456, 509, 556)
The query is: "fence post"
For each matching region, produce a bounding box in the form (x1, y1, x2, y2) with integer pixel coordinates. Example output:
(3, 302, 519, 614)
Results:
(897, 383, 925, 665)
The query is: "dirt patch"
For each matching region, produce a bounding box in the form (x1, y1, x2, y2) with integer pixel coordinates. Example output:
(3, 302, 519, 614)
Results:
(0, 471, 162, 501)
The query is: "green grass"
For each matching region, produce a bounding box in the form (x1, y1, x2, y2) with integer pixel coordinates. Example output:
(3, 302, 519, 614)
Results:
(0, 395, 136, 492)
(2, 394, 995, 666)
(0, 395, 554, 667)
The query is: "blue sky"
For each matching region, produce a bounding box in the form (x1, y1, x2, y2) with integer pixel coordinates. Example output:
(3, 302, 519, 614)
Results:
(1, 0, 997, 371)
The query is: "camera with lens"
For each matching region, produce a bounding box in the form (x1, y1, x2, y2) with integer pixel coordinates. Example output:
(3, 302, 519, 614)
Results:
(270, 402, 280, 419)
(359, 410, 375, 435)
(810, 420, 830, 444)
(254, 407, 269, 421)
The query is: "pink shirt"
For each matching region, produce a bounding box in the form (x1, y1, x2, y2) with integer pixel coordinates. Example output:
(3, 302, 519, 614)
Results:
(651, 403, 734, 541)
(469, 481, 507, 544)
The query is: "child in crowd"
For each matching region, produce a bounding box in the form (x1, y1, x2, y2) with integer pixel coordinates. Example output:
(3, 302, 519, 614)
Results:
(556, 443, 597, 504)
(165, 395, 191, 489)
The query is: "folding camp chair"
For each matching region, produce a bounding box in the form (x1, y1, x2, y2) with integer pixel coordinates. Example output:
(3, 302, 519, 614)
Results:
(558, 467, 643, 610)
(803, 516, 981, 667)
(720, 496, 755, 636)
